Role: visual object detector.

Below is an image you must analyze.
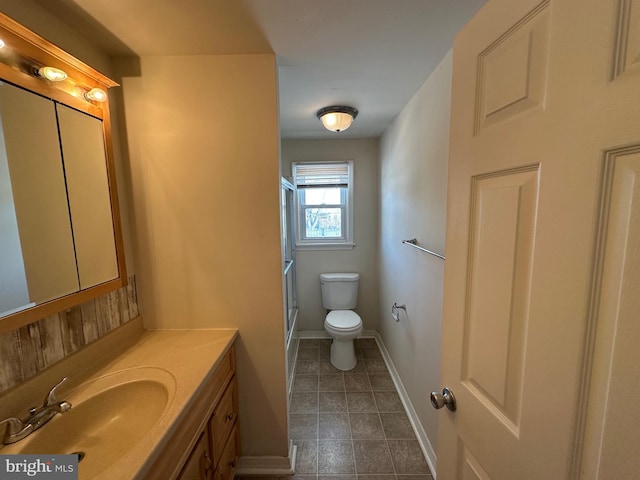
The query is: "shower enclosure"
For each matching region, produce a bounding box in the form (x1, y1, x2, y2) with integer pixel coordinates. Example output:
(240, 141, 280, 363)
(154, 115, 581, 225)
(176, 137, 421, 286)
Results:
(281, 177, 298, 391)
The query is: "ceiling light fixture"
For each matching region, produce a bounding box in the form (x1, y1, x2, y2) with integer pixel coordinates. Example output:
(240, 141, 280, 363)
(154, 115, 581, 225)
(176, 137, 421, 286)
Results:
(84, 87, 107, 103)
(317, 106, 358, 132)
(37, 66, 68, 82)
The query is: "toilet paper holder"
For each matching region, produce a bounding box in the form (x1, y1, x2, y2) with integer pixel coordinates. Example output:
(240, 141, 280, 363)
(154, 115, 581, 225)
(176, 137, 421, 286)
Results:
(391, 303, 406, 322)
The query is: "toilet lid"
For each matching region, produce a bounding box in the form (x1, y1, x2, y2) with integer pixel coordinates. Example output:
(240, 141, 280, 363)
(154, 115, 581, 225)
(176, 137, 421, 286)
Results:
(326, 310, 362, 330)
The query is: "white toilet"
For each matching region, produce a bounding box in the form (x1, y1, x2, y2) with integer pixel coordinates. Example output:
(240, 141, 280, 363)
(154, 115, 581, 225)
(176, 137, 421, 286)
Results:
(320, 273, 363, 371)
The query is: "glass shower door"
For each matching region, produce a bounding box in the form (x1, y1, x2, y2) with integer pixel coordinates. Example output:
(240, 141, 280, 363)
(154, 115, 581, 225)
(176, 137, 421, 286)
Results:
(281, 178, 297, 342)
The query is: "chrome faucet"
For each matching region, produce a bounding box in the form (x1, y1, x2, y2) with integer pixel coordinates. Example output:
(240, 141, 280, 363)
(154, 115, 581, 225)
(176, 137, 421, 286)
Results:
(0, 377, 72, 445)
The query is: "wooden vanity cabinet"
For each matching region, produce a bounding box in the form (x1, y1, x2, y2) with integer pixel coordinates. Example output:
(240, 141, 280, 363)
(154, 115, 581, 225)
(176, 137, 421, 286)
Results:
(210, 378, 238, 466)
(177, 377, 239, 480)
(214, 425, 238, 480)
(148, 345, 239, 480)
(178, 430, 214, 480)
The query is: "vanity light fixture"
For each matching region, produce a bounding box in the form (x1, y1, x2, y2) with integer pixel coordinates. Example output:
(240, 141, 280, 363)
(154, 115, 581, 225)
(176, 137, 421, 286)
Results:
(84, 87, 107, 103)
(316, 106, 358, 133)
(37, 66, 68, 82)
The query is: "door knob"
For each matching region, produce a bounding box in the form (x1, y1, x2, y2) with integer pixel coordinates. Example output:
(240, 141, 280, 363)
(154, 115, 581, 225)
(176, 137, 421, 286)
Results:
(430, 387, 456, 411)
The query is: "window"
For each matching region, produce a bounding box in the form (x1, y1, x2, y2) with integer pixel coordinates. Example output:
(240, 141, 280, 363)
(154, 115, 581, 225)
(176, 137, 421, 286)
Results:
(292, 161, 354, 249)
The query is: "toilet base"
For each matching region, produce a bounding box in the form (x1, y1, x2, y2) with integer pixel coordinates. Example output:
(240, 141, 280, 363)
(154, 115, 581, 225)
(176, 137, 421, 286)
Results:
(330, 338, 357, 371)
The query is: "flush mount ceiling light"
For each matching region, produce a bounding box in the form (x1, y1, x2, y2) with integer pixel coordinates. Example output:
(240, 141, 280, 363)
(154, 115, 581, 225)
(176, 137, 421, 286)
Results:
(36, 66, 68, 82)
(317, 106, 358, 132)
(84, 87, 107, 103)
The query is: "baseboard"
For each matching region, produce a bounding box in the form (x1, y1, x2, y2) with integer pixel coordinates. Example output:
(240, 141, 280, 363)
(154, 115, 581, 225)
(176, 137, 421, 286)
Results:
(298, 329, 378, 339)
(298, 330, 329, 339)
(373, 332, 438, 478)
(235, 441, 297, 476)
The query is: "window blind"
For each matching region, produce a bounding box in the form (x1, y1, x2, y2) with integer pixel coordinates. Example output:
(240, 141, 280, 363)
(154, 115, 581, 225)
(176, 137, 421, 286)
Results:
(294, 162, 349, 188)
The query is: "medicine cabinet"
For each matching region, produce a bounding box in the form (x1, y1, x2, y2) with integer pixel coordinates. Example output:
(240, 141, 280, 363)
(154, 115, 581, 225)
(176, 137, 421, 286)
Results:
(0, 13, 126, 333)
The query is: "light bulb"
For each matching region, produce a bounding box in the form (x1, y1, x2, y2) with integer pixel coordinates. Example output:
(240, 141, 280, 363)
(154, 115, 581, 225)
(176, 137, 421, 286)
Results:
(38, 66, 68, 82)
(84, 87, 107, 103)
(324, 113, 338, 127)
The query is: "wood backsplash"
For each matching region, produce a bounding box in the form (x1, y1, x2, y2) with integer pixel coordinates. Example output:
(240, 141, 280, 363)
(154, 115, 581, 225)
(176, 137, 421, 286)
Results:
(0, 275, 139, 393)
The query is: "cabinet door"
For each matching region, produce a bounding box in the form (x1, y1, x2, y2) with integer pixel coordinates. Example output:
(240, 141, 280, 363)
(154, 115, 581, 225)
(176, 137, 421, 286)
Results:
(214, 426, 237, 480)
(209, 378, 238, 464)
(0, 82, 78, 309)
(177, 431, 213, 480)
(56, 104, 119, 289)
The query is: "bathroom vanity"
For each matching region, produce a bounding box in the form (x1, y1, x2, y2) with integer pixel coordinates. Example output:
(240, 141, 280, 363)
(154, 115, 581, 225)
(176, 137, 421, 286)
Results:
(0, 318, 240, 479)
(161, 340, 239, 480)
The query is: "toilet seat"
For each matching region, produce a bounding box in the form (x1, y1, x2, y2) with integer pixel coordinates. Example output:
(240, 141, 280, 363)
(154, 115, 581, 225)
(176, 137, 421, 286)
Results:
(325, 310, 362, 332)
(324, 309, 363, 371)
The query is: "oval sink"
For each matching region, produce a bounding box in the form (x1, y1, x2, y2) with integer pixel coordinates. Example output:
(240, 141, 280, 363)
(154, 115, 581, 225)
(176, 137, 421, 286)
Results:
(2, 367, 176, 478)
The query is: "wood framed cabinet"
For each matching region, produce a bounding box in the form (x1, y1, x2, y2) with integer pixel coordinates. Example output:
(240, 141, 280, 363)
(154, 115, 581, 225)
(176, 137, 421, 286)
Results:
(209, 379, 239, 480)
(178, 377, 239, 480)
(145, 344, 239, 480)
(177, 349, 239, 480)
(178, 430, 214, 480)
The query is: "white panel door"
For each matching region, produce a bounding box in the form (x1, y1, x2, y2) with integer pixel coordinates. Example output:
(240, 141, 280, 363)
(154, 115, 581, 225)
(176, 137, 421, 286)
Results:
(437, 0, 640, 478)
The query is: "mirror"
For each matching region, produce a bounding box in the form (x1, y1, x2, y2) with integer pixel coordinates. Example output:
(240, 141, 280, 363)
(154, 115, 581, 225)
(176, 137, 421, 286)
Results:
(56, 104, 119, 290)
(0, 13, 126, 331)
(0, 82, 79, 315)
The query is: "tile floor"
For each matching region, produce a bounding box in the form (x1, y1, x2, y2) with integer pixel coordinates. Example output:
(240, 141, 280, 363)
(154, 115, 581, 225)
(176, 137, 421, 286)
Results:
(288, 338, 433, 480)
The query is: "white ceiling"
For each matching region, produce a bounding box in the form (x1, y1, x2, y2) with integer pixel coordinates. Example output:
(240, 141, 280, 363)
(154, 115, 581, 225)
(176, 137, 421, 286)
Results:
(36, 0, 485, 139)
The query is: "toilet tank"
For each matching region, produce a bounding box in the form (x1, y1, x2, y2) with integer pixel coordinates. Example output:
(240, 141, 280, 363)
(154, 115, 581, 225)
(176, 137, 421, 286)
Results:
(320, 273, 359, 309)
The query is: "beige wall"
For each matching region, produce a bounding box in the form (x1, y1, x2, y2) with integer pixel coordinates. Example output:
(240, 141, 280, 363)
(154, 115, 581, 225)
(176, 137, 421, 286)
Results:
(378, 50, 452, 459)
(281, 138, 380, 332)
(121, 54, 288, 457)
